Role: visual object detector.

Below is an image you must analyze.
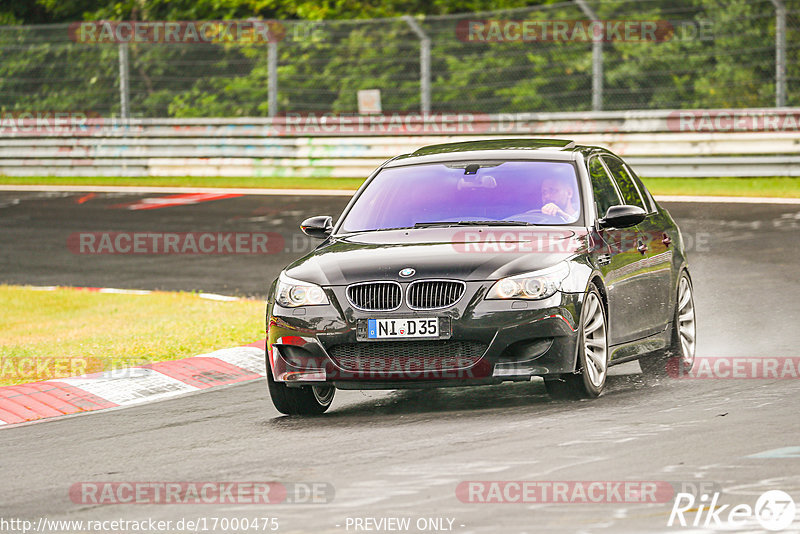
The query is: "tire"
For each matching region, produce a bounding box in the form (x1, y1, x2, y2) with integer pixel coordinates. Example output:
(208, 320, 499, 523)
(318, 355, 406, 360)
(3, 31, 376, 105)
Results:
(544, 284, 609, 399)
(640, 271, 696, 378)
(266, 354, 335, 415)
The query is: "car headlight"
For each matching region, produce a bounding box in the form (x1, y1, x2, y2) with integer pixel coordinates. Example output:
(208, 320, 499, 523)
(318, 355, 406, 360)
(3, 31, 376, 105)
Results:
(276, 273, 329, 307)
(486, 262, 570, 300)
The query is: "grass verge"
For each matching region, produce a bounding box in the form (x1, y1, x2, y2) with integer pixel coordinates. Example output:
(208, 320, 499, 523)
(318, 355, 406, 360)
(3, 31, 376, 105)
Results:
(641, 177, 800, 198)
(1, 175, 799, 197)
(0, 285, 264, 387)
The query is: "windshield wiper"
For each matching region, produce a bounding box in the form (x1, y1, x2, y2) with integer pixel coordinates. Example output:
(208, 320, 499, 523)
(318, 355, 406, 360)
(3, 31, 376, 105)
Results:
(413, 220, 533, 228)
(458, 220, 533, 226)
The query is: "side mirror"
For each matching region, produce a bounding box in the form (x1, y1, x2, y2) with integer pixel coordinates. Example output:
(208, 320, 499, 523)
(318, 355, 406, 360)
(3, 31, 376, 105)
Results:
(598, 205, 646, 229)
(300, 215, 333, 239)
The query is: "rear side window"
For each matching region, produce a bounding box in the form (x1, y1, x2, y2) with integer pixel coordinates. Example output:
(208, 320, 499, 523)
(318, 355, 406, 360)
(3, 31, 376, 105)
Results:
(602, 156, 645, 209)
(588, 156, 620, 218)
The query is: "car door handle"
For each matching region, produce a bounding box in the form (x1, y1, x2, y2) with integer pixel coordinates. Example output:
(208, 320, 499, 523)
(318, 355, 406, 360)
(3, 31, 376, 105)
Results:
(637, 240, 648, 254)
(662, 234, 672, 247)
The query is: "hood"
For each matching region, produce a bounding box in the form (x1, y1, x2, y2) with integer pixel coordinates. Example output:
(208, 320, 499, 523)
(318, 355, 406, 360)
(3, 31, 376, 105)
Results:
(285, 227, 587, 286)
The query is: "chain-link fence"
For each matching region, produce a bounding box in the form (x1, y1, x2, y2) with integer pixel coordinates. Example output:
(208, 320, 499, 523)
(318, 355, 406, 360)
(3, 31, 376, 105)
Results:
(0, 0, 798, 118)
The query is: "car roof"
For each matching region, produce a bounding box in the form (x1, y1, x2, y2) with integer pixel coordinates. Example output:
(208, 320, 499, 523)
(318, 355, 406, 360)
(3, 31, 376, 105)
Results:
(384, 138, 600, 168)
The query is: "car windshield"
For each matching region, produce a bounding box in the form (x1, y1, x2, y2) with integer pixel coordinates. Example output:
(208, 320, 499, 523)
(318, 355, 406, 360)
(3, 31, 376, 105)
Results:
(339, 160, 582, 232)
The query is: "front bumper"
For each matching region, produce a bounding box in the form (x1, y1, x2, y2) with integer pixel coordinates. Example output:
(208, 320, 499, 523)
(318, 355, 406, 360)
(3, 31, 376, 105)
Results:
(267, 281, 584, 389)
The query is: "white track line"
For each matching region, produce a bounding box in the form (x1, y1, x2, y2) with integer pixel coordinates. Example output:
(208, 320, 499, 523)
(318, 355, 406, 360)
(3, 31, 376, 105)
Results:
(0, 185, 355, 196)
(97, 288, 152, 295)
(21, 285, 245, 301)
(199, 292, 241, 302)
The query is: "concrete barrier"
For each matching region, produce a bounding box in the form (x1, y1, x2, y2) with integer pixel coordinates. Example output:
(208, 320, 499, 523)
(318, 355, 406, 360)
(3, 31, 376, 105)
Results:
(2, 109, 798, 177)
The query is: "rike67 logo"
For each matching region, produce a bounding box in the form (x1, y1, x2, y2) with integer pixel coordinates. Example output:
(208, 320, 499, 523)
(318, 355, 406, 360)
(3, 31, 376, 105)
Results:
(669, 490, 796, 531)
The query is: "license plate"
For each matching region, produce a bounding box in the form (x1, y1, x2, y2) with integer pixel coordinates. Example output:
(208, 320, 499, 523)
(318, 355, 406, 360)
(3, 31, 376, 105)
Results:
(367, 318, 438, 339)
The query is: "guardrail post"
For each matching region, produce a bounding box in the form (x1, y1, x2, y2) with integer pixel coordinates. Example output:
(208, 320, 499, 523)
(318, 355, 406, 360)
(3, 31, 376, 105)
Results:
(574, 0, 603, 111)
(403, 15, 431, 114)
(268, 41, 278, 117)
(118, 43, 130, 119)
(770, 0, 787, 107)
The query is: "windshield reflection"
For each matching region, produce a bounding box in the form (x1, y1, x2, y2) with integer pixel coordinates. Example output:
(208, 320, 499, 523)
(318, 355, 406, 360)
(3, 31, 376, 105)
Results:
(340, 161, 581, 232)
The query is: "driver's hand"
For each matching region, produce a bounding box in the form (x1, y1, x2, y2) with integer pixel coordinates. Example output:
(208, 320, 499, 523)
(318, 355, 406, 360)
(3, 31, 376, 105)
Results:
(541, 203, 563, 217)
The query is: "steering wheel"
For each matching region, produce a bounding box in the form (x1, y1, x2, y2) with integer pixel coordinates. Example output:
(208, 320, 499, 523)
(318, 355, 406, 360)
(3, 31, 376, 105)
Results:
(506, 209, 569, 224)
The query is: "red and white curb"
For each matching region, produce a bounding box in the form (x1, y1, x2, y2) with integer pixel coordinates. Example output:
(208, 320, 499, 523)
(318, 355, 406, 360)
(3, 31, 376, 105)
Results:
(0, 340, 267, 427)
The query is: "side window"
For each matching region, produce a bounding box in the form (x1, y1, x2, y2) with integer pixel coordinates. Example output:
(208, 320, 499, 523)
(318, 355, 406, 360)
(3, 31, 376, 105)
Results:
(602, 156, 645, 209)
(625, 164, 656, 213)
(588, 156, 620, 218)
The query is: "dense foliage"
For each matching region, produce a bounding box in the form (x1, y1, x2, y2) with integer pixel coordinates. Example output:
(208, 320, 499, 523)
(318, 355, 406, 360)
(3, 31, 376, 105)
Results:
(0, 0, 796, 116)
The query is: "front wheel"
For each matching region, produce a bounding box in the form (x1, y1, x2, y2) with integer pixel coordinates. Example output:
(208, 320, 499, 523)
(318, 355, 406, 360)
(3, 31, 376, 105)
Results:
(266, 356, 334, 415)
(545, 284, 608, 399)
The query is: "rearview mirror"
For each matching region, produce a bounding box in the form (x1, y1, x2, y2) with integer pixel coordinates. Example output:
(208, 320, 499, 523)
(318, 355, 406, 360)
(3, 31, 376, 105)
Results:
(598, 205, 646, 229)
(300, 216, 333, 239)
(457, 175, 497, 190)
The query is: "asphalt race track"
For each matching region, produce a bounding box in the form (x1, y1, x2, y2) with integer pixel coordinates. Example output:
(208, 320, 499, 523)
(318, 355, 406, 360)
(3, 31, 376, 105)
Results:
(1, 190, 799, 533)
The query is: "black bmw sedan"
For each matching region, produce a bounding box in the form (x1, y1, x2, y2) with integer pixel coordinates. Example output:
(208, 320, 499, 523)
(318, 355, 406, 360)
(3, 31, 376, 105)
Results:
(265, 138, 696, 415)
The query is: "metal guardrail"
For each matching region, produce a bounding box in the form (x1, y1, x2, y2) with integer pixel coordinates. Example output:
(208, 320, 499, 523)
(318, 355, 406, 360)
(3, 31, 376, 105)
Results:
(1, 109, 799, 178)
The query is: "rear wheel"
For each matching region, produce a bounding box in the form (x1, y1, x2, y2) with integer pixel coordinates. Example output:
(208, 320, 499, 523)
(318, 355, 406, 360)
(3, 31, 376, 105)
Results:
(266, 355, 335, 415)
(545, 284, 608, 399)
(640, 272, 696, 377)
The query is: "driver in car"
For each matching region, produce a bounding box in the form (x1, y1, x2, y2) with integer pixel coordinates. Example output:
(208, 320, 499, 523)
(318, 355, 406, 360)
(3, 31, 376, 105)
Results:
(540, 177, 579, 221)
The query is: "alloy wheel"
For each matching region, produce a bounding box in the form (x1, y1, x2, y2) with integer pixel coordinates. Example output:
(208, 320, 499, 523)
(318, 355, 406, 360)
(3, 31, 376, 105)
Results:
(311, 385, 335, 405)
(582, 291, 608, 388)
(676, 276, 696, 368)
